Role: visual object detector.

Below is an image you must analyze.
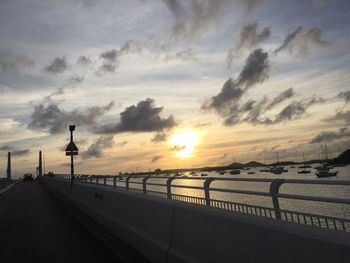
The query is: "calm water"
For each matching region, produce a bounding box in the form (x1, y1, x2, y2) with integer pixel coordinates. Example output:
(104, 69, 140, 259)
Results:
(123, 165, 350, 219)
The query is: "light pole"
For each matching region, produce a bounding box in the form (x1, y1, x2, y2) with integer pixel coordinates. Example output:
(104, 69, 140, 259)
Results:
(65, 125, 79, 194)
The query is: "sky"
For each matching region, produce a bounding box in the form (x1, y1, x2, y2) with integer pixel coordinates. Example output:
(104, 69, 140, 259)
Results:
(1, 0, 350, 176)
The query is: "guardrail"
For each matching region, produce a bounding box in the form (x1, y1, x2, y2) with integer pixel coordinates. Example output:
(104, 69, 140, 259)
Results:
(46, 173, 350, 232)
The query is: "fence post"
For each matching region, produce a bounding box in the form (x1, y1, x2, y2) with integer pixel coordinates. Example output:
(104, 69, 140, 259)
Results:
(103, 176, 107, 186)
(142, 176, 151, 195)
(126, 175, 133, 191)
(204, 178, 214, 206)
(166, 177, 177, 199)
(113, 176, 117, 188)
(269, 179, 284, 220)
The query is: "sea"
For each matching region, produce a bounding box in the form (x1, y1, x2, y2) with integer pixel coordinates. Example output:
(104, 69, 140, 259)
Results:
(128, 165, 350, 220)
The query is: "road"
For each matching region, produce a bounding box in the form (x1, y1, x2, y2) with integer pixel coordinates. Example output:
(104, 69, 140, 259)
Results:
(0, 180, 119, 263)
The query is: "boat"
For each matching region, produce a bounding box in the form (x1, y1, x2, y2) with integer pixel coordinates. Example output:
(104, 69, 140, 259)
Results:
(247, 171, 255, 175)
(271, 152, 286, 174)
(229, 169, 240, 175)
(298, 153, 311, 174)
(270, 166, 284, 174)
(316, 168, 338, 178)
(200, 173, 208, 177)
(298, 170, 311, 174)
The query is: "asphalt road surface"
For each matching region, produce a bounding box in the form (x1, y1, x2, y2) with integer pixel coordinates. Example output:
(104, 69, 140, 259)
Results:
(0, 180, 119, 263)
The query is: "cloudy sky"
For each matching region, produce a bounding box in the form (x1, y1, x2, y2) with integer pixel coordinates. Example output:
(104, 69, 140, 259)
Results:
(1, 0, 350, 176)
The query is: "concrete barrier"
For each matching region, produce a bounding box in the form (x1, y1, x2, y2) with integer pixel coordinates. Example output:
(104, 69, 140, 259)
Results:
(39, 176, 350, 263)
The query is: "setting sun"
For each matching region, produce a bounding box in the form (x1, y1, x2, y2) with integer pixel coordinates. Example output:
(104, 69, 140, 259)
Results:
(169, 131, 198, 158)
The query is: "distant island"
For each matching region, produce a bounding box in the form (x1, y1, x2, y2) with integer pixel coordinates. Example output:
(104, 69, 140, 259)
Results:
(133, 149, 350, 176)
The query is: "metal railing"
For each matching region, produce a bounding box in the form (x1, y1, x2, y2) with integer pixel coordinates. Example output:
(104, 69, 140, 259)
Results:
(47, 173, 350, 232)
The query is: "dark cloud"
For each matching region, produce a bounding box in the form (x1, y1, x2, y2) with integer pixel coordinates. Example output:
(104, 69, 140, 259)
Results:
(309, 128, 350, 144)
(116, 141, 128, 147)
(273, 101, 306, 123)
(0, 51, 33, 74)
(203, 60, 323, 127)
(226, 23, 270, 68)
(69, 75, 84, 83)
(44, 57, 68, 74)
(151, 131, 168, 142)
(0, 145, 12, 151)
(338, 90, 350, 104)
(81, 136, 113, 159)
(266, 88, 295, 110)
(202, 49, 269, 117)
(28, 101, 114, 134)
(237, 0, 263, 13)
(171, 145, 186, 152)
(96, 98, 176, 134)
(164, 49, 198, 62)
(161, 0, 230, 40)
(98, 40, 142, 74)
(151, 155, 163, 163)
(274, 26, 330, 56)
(76, 56, 93, 67)
(325, 110, 350, 125)
(12, 149, 30, 156)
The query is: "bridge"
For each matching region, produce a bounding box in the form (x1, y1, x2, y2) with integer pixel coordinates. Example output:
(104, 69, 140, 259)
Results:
(0, 152, 349, 262)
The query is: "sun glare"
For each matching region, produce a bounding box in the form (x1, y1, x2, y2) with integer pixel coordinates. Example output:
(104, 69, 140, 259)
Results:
(169, 131, 198, 158)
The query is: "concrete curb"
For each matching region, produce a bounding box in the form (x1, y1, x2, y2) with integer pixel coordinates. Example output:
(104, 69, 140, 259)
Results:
(0, 180, 20, 198)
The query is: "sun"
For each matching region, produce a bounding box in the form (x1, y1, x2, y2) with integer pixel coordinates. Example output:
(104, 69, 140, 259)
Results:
(169, 130, 198, 158)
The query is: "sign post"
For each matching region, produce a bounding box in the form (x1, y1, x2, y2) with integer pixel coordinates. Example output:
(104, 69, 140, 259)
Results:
(65, 125, 78, 194)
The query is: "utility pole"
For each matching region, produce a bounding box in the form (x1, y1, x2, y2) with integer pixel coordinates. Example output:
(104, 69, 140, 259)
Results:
(7, 152, 11, 180)
(38, 151, 43, 176)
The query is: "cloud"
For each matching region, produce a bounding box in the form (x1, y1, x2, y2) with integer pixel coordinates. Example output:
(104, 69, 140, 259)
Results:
(96, 98, 176, 134)
(274, 26, 330, 56)
(266, 88, 295, 110)
(171, 145, 186, 152)
(202, 49, 269, 116)
(76, 55, 93, 67)
(194, 121, 212, 128)
(12, 149, 30, 156)
(237, 0, 263, 13)
(151, 131, 168, 142)
(98, 40, 142, 74)
(337, 90, 350, 104)
(0, 51, 33, 74)
(116, 141, 128, 147)
(161, 0, 230, 40)
(309, 128, 350, 144)
(0, 145, 12, 151)
(226, 23, 270, 68)
(273, 101, 306, 123)
(81, 136, 113, 159)
(164, 49, 198, 62)
(151, 155, 163, 163)
(28, 101, 114, 134)
(44, 57, 68, 74)
(325, 110, 350, 125)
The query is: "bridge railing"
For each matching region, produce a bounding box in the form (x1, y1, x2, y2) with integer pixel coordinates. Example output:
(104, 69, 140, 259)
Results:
(47, 173, 350, 232)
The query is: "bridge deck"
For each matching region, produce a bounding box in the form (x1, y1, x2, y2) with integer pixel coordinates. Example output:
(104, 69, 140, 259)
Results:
(0, 180, 119, 263)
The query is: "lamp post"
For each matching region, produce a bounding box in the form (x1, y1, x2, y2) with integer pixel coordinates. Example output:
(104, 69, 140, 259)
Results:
(65, 125, 79, 194)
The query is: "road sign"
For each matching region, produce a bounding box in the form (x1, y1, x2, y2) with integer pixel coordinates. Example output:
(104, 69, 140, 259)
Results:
(65, 141, 79, 156)
(65, 141, 79, 152)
